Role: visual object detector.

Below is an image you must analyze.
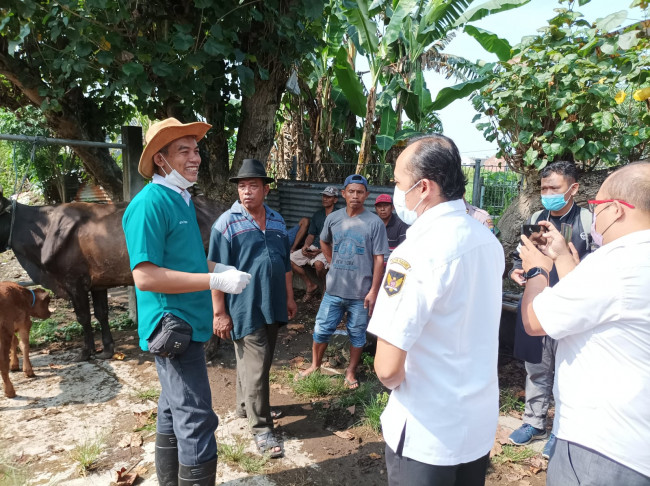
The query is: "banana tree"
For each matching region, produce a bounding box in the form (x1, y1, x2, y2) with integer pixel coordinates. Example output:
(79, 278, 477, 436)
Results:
(337, 0, 530, 174)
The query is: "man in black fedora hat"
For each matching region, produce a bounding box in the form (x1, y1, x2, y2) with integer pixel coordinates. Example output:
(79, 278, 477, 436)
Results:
(208, 158, 296, 458)
(123, 118, 252, 485)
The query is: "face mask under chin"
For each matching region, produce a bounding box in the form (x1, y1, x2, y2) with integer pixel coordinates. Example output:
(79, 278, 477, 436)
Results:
(160, 155, 195, 190)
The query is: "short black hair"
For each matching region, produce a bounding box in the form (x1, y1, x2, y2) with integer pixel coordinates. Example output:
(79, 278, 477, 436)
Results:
(540, 160, 578, 183)
(406, 134, 467, 200)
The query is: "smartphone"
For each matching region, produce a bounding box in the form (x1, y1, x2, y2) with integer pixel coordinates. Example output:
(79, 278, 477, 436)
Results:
(521, 224, 543, 237)
(560, 223, 573, 243)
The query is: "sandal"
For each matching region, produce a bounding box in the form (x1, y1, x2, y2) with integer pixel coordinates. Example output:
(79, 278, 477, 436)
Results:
(254, 431, 284, 458)
(302, 288, 319, 303)
(236, 409, 283, 419)
(344, 378, 360, 390)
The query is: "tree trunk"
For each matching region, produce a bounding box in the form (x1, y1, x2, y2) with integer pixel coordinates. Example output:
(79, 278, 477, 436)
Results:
(201, 98, 232, 203)
(0, 48, 124, 200)
(231, 62, 289, 181)
(44, 90, 124, 201)
(356, 86, 376, 174)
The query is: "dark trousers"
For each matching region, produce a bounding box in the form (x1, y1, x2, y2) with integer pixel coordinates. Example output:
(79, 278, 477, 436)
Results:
(155, 341, 218, 466)
(234, 323, 279, 435)
(385, 427, 489, 486)
(548, 439, 650, 486)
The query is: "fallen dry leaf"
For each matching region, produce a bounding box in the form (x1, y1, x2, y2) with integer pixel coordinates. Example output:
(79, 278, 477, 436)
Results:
(321, 402, 331, 409)
(490, 441, 503, 458)
(368, 452, 381, 460)
(112, 352, 126, 360)
(117, 433, 143, 448)
(48, 363, 62, 369)
(495, 425, 511, 445)
(286, 323, 305, 331)
(301, 404, 313, 411)
(133, 409, 156, 428)
(346, 405, 356, 415)
(527, 455, 547, 472)
(290, 356, 305, 367)
(333, 430, 355, 440)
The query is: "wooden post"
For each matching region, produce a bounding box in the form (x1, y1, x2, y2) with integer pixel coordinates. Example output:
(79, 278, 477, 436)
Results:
(472, 158, 482, 207)
(121, 126, 144, 324)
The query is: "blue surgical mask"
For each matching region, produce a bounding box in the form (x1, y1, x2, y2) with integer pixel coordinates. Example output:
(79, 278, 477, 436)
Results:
(541, 184, 575, 211)
(393, 180, 423, 225)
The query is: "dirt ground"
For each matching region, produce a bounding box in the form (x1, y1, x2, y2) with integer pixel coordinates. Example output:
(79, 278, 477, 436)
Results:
(0, 250, 548, 486)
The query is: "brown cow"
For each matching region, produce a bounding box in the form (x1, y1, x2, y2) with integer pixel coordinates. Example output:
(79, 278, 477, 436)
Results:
(0, 185, 226, 361)
(0, 282, 51, 398)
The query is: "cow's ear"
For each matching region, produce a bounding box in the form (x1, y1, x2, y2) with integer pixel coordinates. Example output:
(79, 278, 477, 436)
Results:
(41, 216, 76, 267)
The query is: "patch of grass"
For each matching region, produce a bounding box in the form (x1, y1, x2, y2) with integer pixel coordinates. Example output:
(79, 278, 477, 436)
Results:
(218, 435, 268, 474)
(134, 388, 160, 402)
(499, 388, 524, 414)
(361, 391, 389, 433)
(135, 422, 156, 433)
(269, 370, 279, 384)
(69, 433, 106, 476)
(361, 352, 374, 371)
(29, 318, 84, 346)
(492, 444, 537, 464)
(290, 371, 345, 398)
(337, 380, 377, 409)
(109, 312, 135, 331)
(0, 450, 29, 486)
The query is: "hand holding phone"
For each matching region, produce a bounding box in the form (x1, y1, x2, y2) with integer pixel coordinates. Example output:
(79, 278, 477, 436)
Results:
(521, 224, 547, 246)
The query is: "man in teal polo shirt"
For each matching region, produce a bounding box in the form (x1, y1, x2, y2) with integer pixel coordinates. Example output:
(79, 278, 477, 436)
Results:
(209, 158, 297, 459)
(122, 118, 251, 486)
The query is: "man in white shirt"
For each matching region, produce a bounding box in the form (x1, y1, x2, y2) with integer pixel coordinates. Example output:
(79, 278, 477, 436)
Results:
(368, 134, 504, 486)
(518, 161, 650, 486)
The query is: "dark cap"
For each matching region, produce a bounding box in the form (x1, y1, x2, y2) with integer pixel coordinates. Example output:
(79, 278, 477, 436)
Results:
(321, 186, 339, 197)
(343, 174, 368, 189)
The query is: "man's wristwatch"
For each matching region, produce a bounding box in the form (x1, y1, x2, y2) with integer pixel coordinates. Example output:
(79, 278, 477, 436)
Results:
(525, 267, 549, 282)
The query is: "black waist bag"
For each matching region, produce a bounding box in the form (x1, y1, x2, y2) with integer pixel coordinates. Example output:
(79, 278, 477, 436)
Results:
(147, 313, 193, 358)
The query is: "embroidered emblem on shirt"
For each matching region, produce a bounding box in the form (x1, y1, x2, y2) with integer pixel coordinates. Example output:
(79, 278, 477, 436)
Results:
(384, 270, 406, 297)
(179, 220, 188, 225)
(389, 257, 411, 270)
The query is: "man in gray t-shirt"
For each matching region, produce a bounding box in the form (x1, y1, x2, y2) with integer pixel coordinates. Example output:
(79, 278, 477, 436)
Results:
(297, 174, 388, 389)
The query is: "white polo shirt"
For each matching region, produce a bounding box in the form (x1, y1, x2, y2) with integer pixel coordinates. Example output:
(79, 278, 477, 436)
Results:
(534, 229, 650, 477)
(367, 199, 504, 466)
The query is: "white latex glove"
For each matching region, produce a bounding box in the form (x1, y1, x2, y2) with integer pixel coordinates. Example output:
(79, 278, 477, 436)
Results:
(213, 263, 237, 273)
(209, 269, 252, 294)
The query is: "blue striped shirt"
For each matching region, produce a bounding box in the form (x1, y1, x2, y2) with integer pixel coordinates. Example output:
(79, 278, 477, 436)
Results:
(208, 201, 291, 340)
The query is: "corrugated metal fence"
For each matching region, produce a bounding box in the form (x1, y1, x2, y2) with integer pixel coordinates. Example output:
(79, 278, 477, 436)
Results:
(266, 164, 520, 227)
(267, 180, 396, 228)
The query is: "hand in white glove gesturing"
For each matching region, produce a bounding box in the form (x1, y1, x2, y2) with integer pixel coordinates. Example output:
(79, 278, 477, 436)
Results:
(209, 269, 252, 294)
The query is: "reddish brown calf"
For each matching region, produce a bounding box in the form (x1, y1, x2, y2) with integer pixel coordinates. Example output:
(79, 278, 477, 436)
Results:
(0, 282, 51, 398)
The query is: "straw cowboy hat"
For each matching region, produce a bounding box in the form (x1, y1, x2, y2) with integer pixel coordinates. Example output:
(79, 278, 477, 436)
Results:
(138, 118, 212, 178)
(229, 158, 274, 184)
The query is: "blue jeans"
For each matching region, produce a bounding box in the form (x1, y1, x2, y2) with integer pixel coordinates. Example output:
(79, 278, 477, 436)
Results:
(155, 341, 218, 466)
(313, 292, 368, 348)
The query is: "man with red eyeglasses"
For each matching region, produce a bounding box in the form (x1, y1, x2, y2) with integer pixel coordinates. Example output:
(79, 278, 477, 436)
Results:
(518, 161, 650, 486)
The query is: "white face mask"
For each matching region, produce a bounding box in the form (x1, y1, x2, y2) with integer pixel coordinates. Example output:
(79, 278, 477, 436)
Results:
(393, 180, 423, 225)
(160, 154, 195, 190)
